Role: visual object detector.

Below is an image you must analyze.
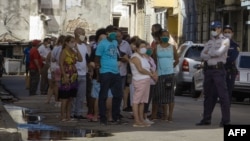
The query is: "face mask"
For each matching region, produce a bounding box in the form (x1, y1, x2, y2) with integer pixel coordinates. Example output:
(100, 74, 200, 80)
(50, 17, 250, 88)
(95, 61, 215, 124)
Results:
(146, 49, 153, 56)
(79, 35, 85, 41)
(108, 32, 117, 41)
(139, 48, 147, 54)
(46, 44, 51, 47)
(69, 43, 75, 48)
(151, 32, 155, 37)
(211, 31, 218, 37)
(224, 33, 232, 39)
(161, 37, 169, 43)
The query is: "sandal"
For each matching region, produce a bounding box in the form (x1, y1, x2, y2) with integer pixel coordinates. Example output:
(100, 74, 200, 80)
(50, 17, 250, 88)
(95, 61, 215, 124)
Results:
(67, 118, 77, 122)
(89, 119, 98, 122)
(133, 123, 146, 127)
(61, 118, 68, 122)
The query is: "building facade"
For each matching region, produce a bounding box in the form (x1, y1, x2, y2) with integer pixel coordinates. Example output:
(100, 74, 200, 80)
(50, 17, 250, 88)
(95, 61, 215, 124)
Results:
(0, 0, 114, 58)
(122, 0, 183, 44)
(183, 0, 249, 51)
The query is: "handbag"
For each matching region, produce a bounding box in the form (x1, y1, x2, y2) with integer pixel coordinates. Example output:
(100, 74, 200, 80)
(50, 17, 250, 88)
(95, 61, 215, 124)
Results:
(164, 76, 173, 89)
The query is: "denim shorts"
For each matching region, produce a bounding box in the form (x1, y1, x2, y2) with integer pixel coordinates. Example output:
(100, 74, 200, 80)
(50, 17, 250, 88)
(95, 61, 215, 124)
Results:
(91, 79, 113, 98)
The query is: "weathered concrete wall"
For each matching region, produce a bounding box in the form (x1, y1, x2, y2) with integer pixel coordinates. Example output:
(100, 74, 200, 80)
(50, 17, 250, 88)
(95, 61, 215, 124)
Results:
(112, 0, 129, 28)
(0, 0, 112, 41)
(0, 0, 30, 41)
(62, 0, 111, 36)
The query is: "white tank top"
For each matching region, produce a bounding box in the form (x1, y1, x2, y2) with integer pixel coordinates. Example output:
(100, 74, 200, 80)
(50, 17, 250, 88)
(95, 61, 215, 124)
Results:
(130, 52, 150, 81)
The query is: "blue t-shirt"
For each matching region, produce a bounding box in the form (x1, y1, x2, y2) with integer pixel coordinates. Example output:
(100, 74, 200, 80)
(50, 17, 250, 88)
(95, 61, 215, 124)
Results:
(95, 38, 119, 74)
(23, 47, 31, 64)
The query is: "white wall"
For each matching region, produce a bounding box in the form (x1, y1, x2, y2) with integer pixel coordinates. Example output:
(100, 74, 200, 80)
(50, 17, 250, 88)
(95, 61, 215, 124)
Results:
(62, 0, 111, 36)
(112, 0, 129, 28)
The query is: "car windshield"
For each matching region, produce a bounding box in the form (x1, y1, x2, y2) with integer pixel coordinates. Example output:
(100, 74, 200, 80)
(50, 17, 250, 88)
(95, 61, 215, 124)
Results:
(184, 46, 204, 61)
(239, 55, 250, 69)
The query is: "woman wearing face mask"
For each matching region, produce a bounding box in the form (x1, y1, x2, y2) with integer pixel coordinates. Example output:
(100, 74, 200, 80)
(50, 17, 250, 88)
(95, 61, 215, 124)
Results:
(151, 29, 179, 122)
(58, 35, 83, 122)
(129, 40, 157, 127)
(143, 45, 157, 124)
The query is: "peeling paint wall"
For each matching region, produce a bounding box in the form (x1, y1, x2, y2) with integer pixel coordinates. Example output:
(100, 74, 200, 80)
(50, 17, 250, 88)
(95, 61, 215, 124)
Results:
(0, 0, 30, 41)
(0, 0, 112, 41)
(62, 0, 111, 35)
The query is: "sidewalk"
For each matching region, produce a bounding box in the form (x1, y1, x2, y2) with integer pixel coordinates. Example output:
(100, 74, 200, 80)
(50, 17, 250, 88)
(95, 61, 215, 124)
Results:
(1, 75, 245, 141)
(0, 81, 21, 141)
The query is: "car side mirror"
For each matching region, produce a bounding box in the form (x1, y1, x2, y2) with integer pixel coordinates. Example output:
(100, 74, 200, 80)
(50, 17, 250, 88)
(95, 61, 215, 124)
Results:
(193, 64, 202, 70)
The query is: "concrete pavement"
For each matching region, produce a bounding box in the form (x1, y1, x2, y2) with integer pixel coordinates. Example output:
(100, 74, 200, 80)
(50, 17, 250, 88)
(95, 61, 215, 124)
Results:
(0, 75, 250, 141)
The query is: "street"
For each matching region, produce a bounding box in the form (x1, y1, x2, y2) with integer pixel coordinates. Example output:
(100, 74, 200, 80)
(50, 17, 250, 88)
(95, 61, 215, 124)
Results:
(0, 75, 250, 141)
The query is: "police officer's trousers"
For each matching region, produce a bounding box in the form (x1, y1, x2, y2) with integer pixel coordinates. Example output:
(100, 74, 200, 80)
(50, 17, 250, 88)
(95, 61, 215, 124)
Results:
(202, 68, 230, 124)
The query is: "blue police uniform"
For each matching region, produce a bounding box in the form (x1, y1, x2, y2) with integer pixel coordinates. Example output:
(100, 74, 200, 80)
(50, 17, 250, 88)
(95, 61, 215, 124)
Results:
(197, 21, 231, 126)
(224, 26, 240, 102)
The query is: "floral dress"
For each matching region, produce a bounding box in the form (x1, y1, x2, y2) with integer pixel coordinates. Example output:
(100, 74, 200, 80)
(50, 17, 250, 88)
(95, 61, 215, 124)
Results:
(58, 51, 78, 99)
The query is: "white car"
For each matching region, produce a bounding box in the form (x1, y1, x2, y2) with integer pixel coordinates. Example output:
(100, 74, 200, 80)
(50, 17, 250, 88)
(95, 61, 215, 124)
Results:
(193, 52, 250, 101)
(175, 41, 204, 98)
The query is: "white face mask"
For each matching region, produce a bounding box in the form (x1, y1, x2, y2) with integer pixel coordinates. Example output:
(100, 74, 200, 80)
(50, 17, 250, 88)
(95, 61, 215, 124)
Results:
(79, 35, 85, 42)
(224, 33, 232, 39)
(139, 48, 147, 54)
(69, 43, 75, 48)
(211, 31, 218, 37)
(46, 44, 51, 47)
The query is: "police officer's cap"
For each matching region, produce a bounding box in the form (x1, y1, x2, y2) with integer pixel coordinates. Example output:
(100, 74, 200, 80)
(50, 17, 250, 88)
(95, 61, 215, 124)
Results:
(210, 21, 222, 29)
(223, 25, 233, 31)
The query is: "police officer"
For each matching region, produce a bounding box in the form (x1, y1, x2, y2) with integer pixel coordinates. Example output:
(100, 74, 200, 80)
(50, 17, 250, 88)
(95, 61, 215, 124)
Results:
(196, 21, 230, 127)
(223, 25, 240, 103)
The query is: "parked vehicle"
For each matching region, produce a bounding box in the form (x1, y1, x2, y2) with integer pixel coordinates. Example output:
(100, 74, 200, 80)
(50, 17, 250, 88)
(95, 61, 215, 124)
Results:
(193, 52, 250, 101)
(175, 41, 204, 98)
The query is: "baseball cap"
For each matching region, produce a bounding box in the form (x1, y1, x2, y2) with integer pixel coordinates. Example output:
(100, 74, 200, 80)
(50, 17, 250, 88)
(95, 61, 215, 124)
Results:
(223, 25, 233, 31)
(210, 21, 222, 29)
(32, 39, 41, 47)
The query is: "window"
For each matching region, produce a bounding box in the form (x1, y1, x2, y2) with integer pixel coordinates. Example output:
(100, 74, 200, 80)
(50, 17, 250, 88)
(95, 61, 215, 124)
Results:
(239, 56, 250, 69)
(185, 46, 204, 60)
(155, 9, 166, 29)
(113, 17, 120, 27)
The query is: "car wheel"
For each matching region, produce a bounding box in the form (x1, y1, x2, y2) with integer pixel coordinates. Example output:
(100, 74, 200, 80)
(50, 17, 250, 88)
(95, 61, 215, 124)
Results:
(190, 79, 201, 98)
(235, 97, 245, 102)
(175, 84, 182, 96)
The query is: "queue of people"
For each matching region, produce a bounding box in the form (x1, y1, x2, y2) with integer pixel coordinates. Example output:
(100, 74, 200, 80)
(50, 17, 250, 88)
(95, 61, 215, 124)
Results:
(23, 21, 237, 127)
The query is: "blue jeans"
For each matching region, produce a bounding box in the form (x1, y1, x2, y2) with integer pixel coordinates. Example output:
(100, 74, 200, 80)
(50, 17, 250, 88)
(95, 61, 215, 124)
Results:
(99, 73, 122, 122)
(91, 79, 113, 98)
(72, 75, 86, 116)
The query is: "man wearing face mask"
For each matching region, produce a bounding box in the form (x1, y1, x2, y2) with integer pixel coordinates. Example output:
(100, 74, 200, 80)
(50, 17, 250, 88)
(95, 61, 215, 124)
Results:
(197, 21, 230, 127)
(38, 37, 51, 95)
(95, 25, 125, 125)
(71, 27, 90, 120)
(223, 25, 240, 103)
